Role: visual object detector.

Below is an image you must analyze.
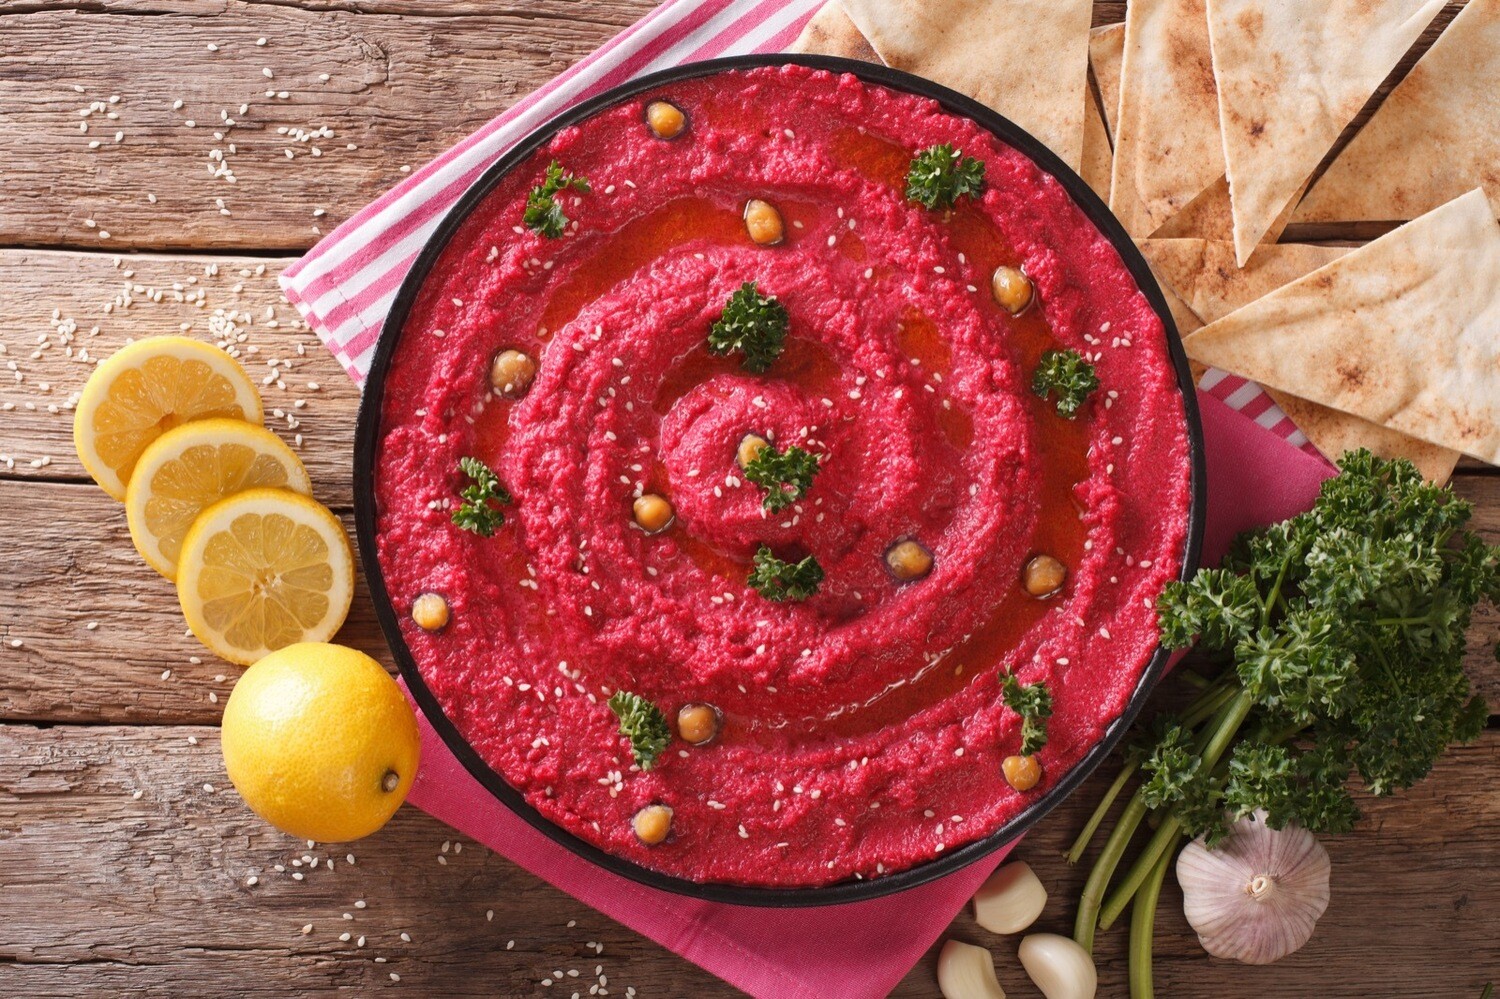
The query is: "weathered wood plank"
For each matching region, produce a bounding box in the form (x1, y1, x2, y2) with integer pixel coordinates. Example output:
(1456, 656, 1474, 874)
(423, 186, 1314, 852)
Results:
(0, 1, 1474, 251)
(0, 723, 1495, 997)
(0, 722, 727, 998)
(6, 472, 1495, 725)
(0, 479, 393, 725)
(0, 249, 354, 492)
(0, 0, 652, 251)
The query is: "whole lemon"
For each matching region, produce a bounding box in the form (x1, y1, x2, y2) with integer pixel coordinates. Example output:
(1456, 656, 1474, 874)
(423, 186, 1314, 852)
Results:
(221, 642, 420, 842)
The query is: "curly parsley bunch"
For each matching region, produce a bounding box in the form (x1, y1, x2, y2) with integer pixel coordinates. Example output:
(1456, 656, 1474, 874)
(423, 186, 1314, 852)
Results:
(1068, 451, 1496, 992)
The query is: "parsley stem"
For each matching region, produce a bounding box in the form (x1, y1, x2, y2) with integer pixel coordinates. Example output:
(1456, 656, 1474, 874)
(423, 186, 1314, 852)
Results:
(1175, 669, 1211, 690)
(1067, 678, 1234, 887)
(1127, 845, 1173, 999)
(1180, 682, 1238, 729)
(1098, 689, 1254, 930)
(1073, 792, 1148, 952)
(1099, 820, 1185, 931)
(1262, 548, 1296, 628)
(1065, 761, 1137, 866)
(1373, 614, 1436, 627)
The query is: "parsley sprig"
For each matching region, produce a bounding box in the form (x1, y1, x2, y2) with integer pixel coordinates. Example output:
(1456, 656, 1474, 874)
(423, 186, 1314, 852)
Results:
(523, 160, 590, 238)
(1001, 673, 1053, 756)
(1032, 349, 1099, 418)
(707, 282, 789, 373)
(451, 456, 512, 537)
(748, 545, 823, 602)
(607, 690, 670, 771)
(743, 442, 821, 512)
(906, 144, 985, 210)
(1065, 451, 1497, 994)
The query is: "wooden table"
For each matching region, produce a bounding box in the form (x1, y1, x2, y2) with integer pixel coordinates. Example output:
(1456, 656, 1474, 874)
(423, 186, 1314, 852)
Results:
(1, 2, 1495, 995)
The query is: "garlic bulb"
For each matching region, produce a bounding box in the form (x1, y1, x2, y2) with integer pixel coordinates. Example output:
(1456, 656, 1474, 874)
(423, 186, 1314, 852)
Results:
(973, 861, 1048, 934)
(1176, 810, 1330, 964)
(1017, 933, 1096, 999)
(937, 939, 1007, 999)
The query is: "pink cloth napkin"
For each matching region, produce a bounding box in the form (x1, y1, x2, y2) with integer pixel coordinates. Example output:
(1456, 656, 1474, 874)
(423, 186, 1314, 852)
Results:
(275, 2, 1339, 994)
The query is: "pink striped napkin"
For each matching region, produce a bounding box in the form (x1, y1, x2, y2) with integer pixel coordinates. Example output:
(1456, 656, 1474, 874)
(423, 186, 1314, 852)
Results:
(277, 2, 1335, 995)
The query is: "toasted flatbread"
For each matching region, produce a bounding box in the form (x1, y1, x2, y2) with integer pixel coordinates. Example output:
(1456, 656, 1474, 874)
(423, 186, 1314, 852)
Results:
(840, 0, 1093, 170)
(1206, 0, 1446, 265)
(788, 2, 882, 63)
(1147, 238, 1461, 482)
(1088, 23, 1125, 141)
(1294, 0, 1500, 225)
(1081, 90, 1113, 202)
(1141, 239, 1351, 322)
(1151, 273, 1208, 382)
(1151, 174, 1308, 246)
(1108, 0, 1225, 238)
(1184, 189, 1500, 465)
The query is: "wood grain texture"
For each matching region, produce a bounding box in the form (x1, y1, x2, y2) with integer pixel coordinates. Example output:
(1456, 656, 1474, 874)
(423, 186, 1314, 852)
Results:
(0, 0, 649, 251)
(1, 723, 1495, 997)
(0, 249, 352, 491)
(2, 1, 1499, 996)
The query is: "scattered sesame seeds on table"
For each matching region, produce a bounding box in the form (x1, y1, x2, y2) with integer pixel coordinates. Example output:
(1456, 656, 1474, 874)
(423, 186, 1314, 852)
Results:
(0, 1, 1495, 997)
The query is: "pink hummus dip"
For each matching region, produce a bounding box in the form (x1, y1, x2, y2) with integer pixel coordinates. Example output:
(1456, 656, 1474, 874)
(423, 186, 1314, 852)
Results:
(373, 65, 1192, 888)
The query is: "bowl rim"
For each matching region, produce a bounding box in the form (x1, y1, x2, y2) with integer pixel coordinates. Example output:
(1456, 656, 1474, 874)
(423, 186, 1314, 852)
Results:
(354, 53, 1208, 907)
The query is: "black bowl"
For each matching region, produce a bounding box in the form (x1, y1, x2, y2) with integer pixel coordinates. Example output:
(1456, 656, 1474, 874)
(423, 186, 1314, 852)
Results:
(355, 54, 1208, 907)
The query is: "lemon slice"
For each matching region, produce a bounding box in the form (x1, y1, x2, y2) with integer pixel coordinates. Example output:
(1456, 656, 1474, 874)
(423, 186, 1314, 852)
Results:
(126, 419, 313, 580)
(74, 336, 262, 500)
(177, 488, 354, 666)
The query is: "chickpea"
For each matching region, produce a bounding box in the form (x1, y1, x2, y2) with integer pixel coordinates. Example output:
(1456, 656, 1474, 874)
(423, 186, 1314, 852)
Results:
(1022, 554, 1067, 598)
(633, 493, 674, 534)
(885, 539, 934, 582)
(632, 804, 674, 846)
(736, 433, 769, 470)
(645, 101, 687, 140)
(743, 199, 785, 246)
(677, 703, 721, 746)
(991, 265, 1034, 316)
(1002, 754, 1042, 792)
(490, 349, 537, 396)
(411, 592, 450, 631)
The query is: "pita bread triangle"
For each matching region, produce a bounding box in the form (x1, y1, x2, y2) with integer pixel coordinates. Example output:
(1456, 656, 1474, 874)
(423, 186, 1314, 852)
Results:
(1206, 0, 1447, 266)
(1144, 238, 1460, 483)
(1089, 23, 1125, 141)
(1293, 0, 1500, 225)
(1184, 189, 1500, 465)
(1151, 173, 1306, 246)
(1141, 239, 1351, 322)
(840, 0, 1093, 170)
(788, 2, 882, 63)
(1108, 0, 1226, 238)
(1081, 88, 1113, 202)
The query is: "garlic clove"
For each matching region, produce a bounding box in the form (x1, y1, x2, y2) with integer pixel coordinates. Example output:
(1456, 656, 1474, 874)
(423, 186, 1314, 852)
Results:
(1176, 810, 1331, 965)
(1017, 933, 1097, 999)
(973, 861, 1048, 935)
(937, 939, 1008, 999)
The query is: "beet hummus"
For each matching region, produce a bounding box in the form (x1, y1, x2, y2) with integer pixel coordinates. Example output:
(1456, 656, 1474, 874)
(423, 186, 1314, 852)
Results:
(373, 64, 1192, 888)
